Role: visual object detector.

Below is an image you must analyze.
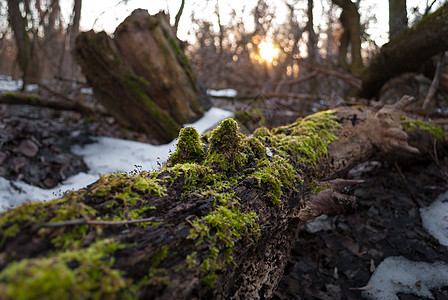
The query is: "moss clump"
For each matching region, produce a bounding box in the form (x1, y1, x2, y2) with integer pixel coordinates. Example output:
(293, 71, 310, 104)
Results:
(252, 156, 302, 206)
(168, 127, 205, 165)
(264, 111, 342, 166)
(0, 239, 135, 300)
(205, 118, 247, 175)
(401, 117, 446, 140)
(162, 163, 215, 191)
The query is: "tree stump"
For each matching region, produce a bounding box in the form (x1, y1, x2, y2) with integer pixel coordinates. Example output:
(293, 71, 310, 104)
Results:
(73, 10, 211, 144)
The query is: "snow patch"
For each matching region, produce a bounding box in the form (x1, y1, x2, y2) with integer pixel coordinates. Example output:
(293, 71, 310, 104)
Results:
(420, 191, 448, 246)
(305, 214, 333, 233)
(0, 76, 37, 93)
(207, 89, 238, 97)
(362, 256, 448, 300)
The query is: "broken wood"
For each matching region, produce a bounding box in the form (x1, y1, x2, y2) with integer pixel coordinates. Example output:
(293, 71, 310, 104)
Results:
(73, 10, 211, 144)
(0, 98, 446, 299)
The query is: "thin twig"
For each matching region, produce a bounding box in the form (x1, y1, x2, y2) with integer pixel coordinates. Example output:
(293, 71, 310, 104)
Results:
(394, 162, 425, 208)
(422, 52, 446, 109)
(39, 217, 157, 228)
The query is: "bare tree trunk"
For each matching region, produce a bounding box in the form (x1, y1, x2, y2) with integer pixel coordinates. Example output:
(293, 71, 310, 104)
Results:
(7, 0, 40, 88)
(306, 0, 317, 62)
(1, 97, 446, 299)
(332, 0, 364, 75)
(389, 0, 408, 39)
(360, 2, 448, 99)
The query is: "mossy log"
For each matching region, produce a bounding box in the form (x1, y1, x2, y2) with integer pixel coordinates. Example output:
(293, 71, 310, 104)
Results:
(73, 10, 211, 144)
(1, 97, 447, 299)
(0, 92, 95, 115)
(360, 2, 448, 99)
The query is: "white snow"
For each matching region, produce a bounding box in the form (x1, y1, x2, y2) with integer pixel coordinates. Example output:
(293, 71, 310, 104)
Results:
(420, 191, 448, 246)
(362, 190, 448, 299)
(0, 76, 38, 93)
(305, 214, 333, 233)
(207, 89, 238, 98)
(0, 107, 233, 212)
(362, 256, 448, 300)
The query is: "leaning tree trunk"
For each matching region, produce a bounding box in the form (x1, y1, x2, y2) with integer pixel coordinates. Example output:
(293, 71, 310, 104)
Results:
(360, 2, 448, 99)
(73, 10, 211, 144)
(0, 97, 446, 299)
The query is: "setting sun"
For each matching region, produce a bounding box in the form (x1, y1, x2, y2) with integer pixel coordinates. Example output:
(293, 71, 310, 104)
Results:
(258, 41, 279, 63)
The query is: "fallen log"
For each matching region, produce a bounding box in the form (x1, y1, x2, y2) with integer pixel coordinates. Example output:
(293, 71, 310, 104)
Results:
(0, 97, 446, 299)
(0, 91, 96, 115)
(360, 2, 448, 98)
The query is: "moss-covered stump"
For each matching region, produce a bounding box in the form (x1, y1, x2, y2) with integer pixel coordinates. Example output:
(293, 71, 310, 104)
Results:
(1, 102, 446, 299)
(73, 10, 211, 144)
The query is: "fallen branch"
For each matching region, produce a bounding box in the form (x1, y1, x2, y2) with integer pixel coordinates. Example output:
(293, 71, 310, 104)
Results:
(422, 52, 446, 109)
(0, 91, 96, 115)
(38, 217, 158, 228)
(209, 92, 331, 102)
(310, 65, 363, 90)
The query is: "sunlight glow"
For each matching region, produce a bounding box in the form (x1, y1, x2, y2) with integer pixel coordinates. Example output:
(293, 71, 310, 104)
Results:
(258, 41, 279, 63)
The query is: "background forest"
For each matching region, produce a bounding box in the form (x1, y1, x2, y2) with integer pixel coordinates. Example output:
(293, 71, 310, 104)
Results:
(0, 0, 446, 104)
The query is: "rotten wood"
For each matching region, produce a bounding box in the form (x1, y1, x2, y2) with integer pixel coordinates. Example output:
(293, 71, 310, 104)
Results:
(0, 98, 446, 299)
(73, 10, 211, 144)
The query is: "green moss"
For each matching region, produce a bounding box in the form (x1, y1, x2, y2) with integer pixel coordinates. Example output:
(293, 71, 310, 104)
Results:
(187, 202, 260, 287)
(2, 92, 40, 104)
(308, 181, 330, 196)
(205, 118, 247, 175)
(267, 111, 342, 166)
(252, 156, 302, 206)
(151, 246, 168, 268)
(0, 239, 136, 300)
(90, 172, 166, 224)
(0, 192, 95, 249)
(168, 127, 205, 165)
(401, 117, 446, 140)
(0, 109, 343, 296)
(246, 136, 266, 159)
(123, 72, 179, 140)
(160, 163, 215, 192)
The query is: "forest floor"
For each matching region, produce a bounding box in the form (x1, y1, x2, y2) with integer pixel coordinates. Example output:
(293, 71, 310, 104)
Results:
(1, 100, 448, 299)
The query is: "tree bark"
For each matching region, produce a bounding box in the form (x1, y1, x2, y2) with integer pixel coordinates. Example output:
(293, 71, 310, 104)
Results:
(1, 97, 446, 299)
(332, 0, 364, 75)
(360, 2, 448, 99)
(7, 0, 41, 87)
(73, 10, 211, 144)
(389, 0, 408, 39)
